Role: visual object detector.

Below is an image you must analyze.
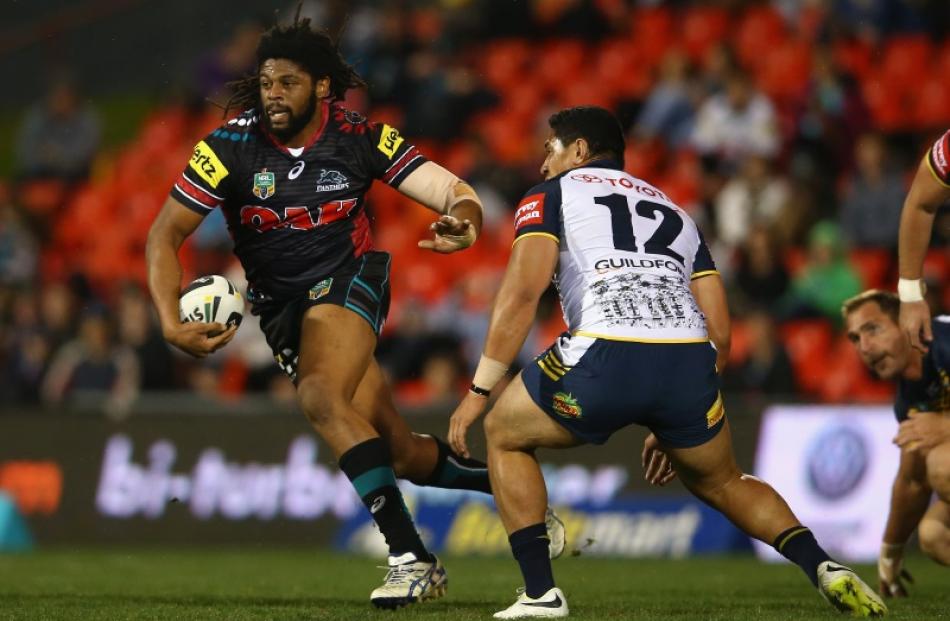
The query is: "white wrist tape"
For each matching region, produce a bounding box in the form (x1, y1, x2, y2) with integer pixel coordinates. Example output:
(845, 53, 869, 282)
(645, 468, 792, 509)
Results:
(898, 278, 925, 303)
(397, 161, 482, 216)
(472, 355, 508, 391)
(880, 542, 906, 554)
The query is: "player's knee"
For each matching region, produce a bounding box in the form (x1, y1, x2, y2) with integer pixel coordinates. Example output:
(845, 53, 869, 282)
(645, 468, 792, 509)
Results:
(388, 439, 416, 479)
(484, 409, 513, 450)
(918, 520, 950, 565)
(926, 447, 950, 498)
(296, 375, 346, 427)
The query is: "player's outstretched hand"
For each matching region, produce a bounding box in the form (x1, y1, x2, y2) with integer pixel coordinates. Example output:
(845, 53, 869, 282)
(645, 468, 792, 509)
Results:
(641, 433, 677, 486)
(164, 322, 237, 358)
(449, 391, 488, 459)
(893, 411, 950, 456)
(418, 214, 476, 254)
(879, 543, 913, 597)
(900, 300, 932, 354)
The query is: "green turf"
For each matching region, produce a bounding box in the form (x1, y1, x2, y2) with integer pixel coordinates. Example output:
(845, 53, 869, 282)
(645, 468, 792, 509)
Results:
(0, 549, 946, 620)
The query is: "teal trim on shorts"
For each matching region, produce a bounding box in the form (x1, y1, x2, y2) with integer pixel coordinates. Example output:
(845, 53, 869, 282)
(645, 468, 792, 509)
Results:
(345, 303, 377, 332)
(352, 277, 380, 302)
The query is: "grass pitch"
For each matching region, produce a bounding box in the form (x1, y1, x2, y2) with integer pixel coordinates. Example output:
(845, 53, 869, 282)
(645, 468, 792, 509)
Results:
(0, 548, 946, 620)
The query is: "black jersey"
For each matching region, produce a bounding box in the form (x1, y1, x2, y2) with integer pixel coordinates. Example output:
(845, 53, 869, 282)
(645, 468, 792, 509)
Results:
(895, 318, 950, 421)
(170, 101, 426, 301)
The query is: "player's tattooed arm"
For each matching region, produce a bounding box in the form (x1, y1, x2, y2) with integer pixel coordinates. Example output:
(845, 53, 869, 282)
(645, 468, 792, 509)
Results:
(690, 273, 730, 372)
(146, 197, 237, 358)
(898, 151, 950, 353)
(448, 235, 558, 457)
(879, 449, 930, 597)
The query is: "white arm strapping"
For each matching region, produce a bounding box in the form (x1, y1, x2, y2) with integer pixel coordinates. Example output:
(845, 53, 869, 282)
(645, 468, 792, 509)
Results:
(396, 161, 480, 214)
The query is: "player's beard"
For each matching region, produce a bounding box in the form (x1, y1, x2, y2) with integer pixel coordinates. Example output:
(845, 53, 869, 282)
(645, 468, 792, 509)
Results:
(264, 92, 318, 142)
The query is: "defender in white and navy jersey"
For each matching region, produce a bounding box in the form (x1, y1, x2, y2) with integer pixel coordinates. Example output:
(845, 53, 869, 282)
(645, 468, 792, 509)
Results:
(448, 107, 884, 619)
(513, 158, 723, 446)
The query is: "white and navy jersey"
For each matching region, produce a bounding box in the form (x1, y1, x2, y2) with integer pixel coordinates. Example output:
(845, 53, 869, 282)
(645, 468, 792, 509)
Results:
(170, 101, 425, 301)
(895, 317, 950, 422)
(513, 159, 717, 343)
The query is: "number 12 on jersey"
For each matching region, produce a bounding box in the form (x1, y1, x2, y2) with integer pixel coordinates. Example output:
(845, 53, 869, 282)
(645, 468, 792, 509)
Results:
(594, 194, 684, 263)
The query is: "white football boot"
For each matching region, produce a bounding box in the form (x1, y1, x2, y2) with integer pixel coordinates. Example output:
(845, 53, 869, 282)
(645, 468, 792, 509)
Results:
(369, 552, 447, 609)
(817, 561, 887, 617)
(545, 507, 566, 560)
(493, 587, 569, 619)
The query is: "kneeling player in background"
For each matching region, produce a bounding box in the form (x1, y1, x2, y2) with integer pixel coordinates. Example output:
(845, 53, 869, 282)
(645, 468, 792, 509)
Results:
(449, 106, 886, 618)
(843, 290, 950, 597)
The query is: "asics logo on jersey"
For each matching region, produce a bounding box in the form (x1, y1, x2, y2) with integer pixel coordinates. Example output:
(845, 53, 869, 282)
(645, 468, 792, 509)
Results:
(288, 161, 306, 180)
(315, 169, 350, 192)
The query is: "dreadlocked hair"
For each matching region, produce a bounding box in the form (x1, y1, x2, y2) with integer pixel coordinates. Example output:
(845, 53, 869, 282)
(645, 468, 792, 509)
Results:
(220, 7, 365, 118)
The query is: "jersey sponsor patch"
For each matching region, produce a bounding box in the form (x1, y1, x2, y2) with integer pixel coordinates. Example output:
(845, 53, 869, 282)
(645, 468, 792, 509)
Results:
(189, 140, 229, 188)
(514, 193, 545, 231)
(928, 130, 950, 185)
(377, 124, 404, 159)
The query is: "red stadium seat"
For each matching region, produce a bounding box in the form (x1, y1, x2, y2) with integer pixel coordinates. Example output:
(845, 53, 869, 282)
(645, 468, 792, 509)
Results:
(501, 78, 546, 126)
(481, 40, 532, 92)
(861, 73, 906, 131)
(734, 6, 787, 71)
(629, 6, 674, 69)
(593, 39, 651, 100)
(881, 35, 932, 96)
(557, 77, 617, 111)
(783, 246, 807, 277)
(832, 39, 874, 80)
(914, 78, 950, 130)
(537, 39, 587, 93)
(680, 6, 730, 63)
(849, 249, 893, 290)
(779, 319, 833, 393)
(923, 249, 949, 282)
(728, 319, 752, 367)
(758, 40, 812, 101)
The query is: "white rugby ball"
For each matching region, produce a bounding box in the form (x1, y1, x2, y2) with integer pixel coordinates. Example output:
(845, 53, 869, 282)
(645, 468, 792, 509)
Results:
(179, 275, 244, 329)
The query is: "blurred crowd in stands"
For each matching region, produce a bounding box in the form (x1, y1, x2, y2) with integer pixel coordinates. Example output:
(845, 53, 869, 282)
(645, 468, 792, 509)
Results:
(2, 0, 949, 413)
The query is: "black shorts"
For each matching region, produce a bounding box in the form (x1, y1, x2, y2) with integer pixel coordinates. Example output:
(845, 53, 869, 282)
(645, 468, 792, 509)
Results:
(252, 251, 391, 382)
(521, 333, 725, 448)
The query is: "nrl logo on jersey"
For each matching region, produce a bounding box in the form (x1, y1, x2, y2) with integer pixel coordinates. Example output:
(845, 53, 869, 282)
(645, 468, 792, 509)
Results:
(315, 169, 350, 192)
(253, 170, 275, 200)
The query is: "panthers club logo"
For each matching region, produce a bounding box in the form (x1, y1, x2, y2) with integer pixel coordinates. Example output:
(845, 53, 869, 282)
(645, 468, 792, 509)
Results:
(552, 392, 582, 419)
(315, 169, 350, 192)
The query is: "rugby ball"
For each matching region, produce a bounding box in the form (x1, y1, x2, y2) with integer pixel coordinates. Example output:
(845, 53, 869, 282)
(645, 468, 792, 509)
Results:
(179, 275, 244, 329)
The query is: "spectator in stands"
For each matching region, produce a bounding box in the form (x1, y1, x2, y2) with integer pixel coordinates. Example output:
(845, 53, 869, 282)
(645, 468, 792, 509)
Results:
(41, 305, 140, 416)
(39, 281, 76, 354)
(781, 220, 862, 323)
(723, 308, 797, 396)
(633, 51, 698, 149)
(116, 284, 174, 391)
(15, 75, 101, 182)
(839, 132, 906, 249)
(0, 196, 38, 288)
(194, 20, 264, 103)
(734, 224, 790, 313)
(714, 155, 790, 257)
(793, 48, 869, 177)
(692, 68, 779, 171)
(0, 290, 50, 404)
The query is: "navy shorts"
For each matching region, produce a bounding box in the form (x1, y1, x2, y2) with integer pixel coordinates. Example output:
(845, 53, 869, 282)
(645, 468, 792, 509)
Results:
(252, 251, 391, 382)
(521, 333, 725, 448)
